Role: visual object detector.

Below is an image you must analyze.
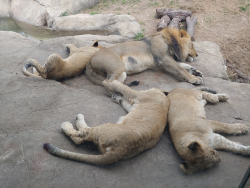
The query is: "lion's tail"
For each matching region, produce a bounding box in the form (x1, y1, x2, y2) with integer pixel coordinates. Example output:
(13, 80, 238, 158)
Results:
(193, 86, 217, 94)
(22, 63, 41, 78)
(43, 143, 120, 165)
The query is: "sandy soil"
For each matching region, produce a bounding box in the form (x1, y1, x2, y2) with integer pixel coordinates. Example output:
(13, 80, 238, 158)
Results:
(82, 0, 250, 82)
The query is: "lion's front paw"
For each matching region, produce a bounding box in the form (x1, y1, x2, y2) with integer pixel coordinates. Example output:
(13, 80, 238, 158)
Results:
(111, 93, 123, 104)
(191, 67, 203, 77)
(189, 75, 203, 85)
(217, 94, 229, 102)
(232, 124, 249, 135)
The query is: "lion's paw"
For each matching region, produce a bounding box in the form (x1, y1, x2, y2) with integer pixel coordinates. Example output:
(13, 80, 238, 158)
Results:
(61, 121, 74, 135)
(65, 44, 74, 53)
(75, 114, 88, 131)
(189, 75, 203, 85)
(232, 123, 249, 135)
(111, 93, 123, 104)
(191, 67, 203, 78)
(217, 94, 229, 102)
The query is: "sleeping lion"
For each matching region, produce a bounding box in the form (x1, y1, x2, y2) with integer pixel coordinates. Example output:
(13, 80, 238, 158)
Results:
(43, 80, 169, 164)
(22, 41, 103, 80)
(86, 28, 203, 86)
(167, 88, 250, 174)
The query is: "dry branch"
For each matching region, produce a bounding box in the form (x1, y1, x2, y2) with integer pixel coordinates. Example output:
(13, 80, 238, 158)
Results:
(186, 16, 197, 41)
(235, 69, 250, 83)
(157, 15, 171, 31)
(156, 9, 192, 21)
(168, 18, 180, 30)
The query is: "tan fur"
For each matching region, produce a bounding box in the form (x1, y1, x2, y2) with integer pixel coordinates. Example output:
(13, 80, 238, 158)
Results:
(167, 88, 250, 174)
(44, 80, 169, 165)
(22, 41, 102, 80)
(86, 28, 203, 86)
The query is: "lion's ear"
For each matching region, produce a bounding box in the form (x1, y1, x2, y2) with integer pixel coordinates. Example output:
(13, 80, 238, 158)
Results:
(179, 30, 190, 39)
(92, 40, 99, 47)
(164, 91, 169, 96)
(180, 162, 197, 174)
(188, 141, 201, 151)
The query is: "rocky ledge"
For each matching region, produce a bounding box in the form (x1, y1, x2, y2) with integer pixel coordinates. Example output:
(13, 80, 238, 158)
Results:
(0, 31, 249, 187)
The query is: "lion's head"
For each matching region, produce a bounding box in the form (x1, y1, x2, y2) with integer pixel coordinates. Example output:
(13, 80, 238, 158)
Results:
(161, 28, 198, 62)
(179, 30, 198, 62)
(179, 141, 221, 174)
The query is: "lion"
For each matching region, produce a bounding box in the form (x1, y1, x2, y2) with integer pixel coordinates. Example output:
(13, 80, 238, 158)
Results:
(43, 80, 169, 165)
(85, 28, 203, 86)
(22, 41, 103, 80)
(167, 88, 250, 174)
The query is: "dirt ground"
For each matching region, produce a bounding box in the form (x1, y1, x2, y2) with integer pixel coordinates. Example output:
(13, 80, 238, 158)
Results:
(82, 0, 250, 82)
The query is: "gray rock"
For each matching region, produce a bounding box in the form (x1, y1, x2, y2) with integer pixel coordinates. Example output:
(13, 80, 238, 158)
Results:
(6, 0, 100, 26)
(193, 41, 229, 79)
(0, 0, 10, 17)
(0, 31, 249, 188)
(50, 14, 141, 39)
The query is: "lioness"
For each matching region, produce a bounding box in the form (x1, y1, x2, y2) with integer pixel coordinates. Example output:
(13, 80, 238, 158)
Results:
(86, 28, 203, 86)
(22, 41, 102, 80)
(167, 88, 250, 174)
(43, 80, 169, 164)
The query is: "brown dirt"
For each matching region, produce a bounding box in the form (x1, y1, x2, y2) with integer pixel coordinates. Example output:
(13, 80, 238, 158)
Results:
(82, 0, 250, 81)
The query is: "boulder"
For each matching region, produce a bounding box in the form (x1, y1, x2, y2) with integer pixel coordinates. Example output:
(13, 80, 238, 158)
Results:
(7, 0, 100, 26)
(0, 31, 249, 188)
(0, 0, 11, 17)
(50, 14, 141, 39)
(193, 41, 229, 79)
(10, 0, 48, 26)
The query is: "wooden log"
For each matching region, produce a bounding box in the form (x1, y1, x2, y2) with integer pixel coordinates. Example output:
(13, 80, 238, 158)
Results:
(186, 16, 197, 41)
(168, 18, 180, 30)
(157, 15, 171, 31)
(235, 69, 250, 83)
(156, 8, 192, 21)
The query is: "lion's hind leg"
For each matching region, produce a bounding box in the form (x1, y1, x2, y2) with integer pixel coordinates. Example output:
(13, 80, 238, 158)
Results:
(75, 114, 90, 131)
(211, 133, 250, 155)
(27, 58, 47, 78)
(208, 120, 249, 135)
(111, 93, 133, 112)
(61, 121, 86, 145)
(65, 44, 78, 56)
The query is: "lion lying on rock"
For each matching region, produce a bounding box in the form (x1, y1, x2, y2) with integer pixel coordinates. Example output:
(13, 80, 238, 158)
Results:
(167, 88, 250, 174)
(22, 41, 102, 80)
(86, 28, 203, 86)
(43, 80, 169, 164)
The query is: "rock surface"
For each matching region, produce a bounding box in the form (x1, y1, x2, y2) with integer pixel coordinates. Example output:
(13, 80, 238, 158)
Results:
(0, 31, 250, 188)
(4, 0, 100, 26)
(50, 14, 141, 39)
(0, 0, 10, 17)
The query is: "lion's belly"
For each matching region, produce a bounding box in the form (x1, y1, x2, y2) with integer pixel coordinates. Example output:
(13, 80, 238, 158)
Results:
(123, 54, 155, 75)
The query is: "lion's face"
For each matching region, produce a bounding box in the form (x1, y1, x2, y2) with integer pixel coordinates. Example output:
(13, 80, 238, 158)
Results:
(179, 141, 221, 174)
(179, 30, 198, 62)
(187, 41, 198, 61)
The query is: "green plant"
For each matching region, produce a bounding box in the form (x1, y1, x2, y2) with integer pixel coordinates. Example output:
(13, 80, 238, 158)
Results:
(148, 2, 159, 6)
(90, 12, 100, 15)
(134, 33, 145, 41)
(60, 11, 68, 17)
(239, 4, 250, 11)
(142, 28, 145, 32)
(139, 21, 145, 26)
